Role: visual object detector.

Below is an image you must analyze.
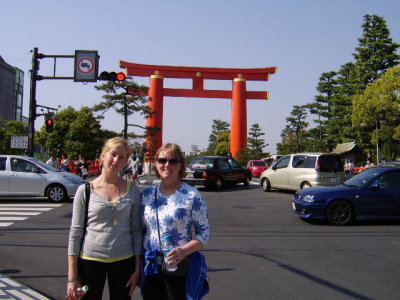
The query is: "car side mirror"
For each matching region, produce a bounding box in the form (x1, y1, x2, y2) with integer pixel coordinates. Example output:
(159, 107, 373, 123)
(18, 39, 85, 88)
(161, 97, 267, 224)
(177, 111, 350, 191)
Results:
(272, 165, 277, 170)
(370, 183, 380, 190)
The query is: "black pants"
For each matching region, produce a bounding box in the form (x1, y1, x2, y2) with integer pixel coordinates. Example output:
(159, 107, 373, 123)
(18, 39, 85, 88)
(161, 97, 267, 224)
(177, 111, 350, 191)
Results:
(142, 274, 186, 300)
(78, 256, 135, 300)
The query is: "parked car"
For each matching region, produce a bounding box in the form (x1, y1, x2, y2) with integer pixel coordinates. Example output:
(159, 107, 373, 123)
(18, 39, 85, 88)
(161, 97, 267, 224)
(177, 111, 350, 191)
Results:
(246, 160, 268, 177)
(183, 156, 252, 190)
(0, 155, 85, 202)
(260, 153, 345, 192)
(292, 166, 400, 225)
(378, 161, 400, 167)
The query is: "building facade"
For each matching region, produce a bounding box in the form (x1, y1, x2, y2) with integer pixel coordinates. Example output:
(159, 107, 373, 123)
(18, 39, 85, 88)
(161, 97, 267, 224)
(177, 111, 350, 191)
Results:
(0, 55, 24, 122)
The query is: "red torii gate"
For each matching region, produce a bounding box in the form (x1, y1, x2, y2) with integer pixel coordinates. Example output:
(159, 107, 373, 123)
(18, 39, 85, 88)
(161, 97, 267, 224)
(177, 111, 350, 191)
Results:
(119, 61, 277, 158)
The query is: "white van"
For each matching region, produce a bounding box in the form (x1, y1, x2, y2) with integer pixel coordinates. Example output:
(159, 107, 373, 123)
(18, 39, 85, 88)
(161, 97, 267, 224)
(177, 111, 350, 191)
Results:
(260, 153, 345, 192)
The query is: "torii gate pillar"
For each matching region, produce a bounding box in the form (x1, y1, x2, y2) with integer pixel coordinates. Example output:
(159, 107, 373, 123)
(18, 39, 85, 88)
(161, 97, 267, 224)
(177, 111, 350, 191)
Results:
(231, 78, 247, 157)
(147, 75, 164, 150)
(120, 61, 277, 158)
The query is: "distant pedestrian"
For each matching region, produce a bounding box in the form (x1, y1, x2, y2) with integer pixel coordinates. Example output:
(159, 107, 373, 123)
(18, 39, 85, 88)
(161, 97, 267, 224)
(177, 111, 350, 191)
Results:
(46, 155, 58, 169)
(60, 154, 70, 172)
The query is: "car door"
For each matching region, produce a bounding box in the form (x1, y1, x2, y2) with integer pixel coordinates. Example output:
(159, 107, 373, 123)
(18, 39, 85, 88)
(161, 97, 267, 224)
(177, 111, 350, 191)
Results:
(0, 157, 9, 195)
(219, 159, 233, 182)
(9, 158, 43, 196)
(357, 170, 400, 216)
(269, 155, 291, 188)
(228, 158, 245, 182)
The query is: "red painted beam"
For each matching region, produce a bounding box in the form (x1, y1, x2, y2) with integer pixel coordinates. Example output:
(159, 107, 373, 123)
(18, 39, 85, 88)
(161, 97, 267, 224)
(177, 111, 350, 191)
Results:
(120, 61, 277, 81)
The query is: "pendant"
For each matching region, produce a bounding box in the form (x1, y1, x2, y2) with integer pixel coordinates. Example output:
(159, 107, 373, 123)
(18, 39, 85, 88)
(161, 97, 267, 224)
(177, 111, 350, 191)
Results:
(112, 218, 118, 225)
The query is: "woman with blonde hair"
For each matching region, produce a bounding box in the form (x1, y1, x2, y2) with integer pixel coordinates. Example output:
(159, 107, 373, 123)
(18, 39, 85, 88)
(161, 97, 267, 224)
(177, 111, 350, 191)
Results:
(67, 137, 142, 300)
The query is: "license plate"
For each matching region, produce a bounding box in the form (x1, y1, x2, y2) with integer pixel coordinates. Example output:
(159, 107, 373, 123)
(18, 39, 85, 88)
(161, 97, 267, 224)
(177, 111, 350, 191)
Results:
(187, 173, 193, 178)
(329, 177, 338, 183)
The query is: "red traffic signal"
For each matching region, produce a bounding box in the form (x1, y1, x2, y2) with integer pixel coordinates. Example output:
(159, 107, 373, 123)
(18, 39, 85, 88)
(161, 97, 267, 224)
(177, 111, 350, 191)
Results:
(99, 71, 126, 81)
(45, 119, 54, 126)
(45, 113, 54, 133)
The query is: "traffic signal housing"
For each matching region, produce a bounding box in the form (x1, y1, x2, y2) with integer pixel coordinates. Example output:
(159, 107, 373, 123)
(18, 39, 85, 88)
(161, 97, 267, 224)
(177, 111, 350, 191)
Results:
(45, 114, 54, 133)
(98, 71, 126, 81)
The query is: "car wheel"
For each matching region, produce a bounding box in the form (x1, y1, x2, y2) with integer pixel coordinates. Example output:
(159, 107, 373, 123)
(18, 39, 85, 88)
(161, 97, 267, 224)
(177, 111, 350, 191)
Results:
(301, 182, 312, 189)
(326, 200, 354, 226)
(261, 178, 271, 192)
(47, 184, 67, 202)
(243, 175, 250, 186)
(215, 178, 223, 191)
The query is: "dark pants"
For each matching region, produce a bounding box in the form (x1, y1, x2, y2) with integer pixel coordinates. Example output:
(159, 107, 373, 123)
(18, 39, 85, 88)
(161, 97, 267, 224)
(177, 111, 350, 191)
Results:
(142, 274, 186, 300)
(78, 256, 135, 300)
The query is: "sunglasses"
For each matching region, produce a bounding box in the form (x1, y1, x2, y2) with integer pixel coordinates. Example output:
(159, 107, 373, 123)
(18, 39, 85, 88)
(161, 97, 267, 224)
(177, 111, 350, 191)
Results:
(156, 158, 181, 165)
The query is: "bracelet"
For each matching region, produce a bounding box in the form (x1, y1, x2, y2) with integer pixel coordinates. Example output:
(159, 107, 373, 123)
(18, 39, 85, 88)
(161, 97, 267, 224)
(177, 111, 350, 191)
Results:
(67, 278, 80, 283)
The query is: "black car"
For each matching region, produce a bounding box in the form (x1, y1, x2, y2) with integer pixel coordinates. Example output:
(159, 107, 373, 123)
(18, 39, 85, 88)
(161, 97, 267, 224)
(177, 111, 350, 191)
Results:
(183, 156, 252, 190)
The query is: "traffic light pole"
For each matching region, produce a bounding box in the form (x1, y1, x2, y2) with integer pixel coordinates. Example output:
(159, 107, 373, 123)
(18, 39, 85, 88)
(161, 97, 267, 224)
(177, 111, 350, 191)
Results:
(28, 47, 39, 156)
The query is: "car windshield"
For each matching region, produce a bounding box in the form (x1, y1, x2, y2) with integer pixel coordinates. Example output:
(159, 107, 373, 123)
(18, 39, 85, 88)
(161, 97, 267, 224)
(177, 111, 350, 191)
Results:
(31, 159, 59, 172)
(253, 161, 266, 167)
(344, 168, 383, 188)
(188, 158, 215, 169)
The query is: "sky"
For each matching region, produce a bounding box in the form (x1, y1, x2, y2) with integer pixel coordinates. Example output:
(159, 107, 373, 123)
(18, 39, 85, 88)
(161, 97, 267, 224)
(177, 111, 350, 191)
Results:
(2, 0, 400, 155)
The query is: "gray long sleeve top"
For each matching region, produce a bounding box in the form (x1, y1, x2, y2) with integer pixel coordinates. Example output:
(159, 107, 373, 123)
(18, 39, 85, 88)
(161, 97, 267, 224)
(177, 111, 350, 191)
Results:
(68, 182, 142, 258)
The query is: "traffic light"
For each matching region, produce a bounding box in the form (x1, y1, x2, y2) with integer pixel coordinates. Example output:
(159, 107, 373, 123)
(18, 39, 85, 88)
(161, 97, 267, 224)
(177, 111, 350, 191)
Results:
(98, 71, 126, 81)
(45, 113, 54, 133)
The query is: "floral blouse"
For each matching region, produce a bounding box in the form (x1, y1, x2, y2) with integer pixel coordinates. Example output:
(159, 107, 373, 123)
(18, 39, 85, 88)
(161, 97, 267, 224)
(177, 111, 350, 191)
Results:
(141, 183, 210, 252)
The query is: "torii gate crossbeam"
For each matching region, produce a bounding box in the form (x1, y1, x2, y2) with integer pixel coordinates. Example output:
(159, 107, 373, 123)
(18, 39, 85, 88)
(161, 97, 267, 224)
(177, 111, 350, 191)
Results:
(120, 61, 277, 158)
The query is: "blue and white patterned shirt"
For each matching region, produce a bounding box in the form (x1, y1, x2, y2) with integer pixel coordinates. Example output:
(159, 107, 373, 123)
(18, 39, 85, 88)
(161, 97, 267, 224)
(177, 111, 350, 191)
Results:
(141, 183, 210, 252)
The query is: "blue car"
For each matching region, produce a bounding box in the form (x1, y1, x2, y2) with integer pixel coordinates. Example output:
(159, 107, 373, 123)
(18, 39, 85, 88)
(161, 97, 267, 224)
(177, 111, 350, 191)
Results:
(292, 167, 400, 225)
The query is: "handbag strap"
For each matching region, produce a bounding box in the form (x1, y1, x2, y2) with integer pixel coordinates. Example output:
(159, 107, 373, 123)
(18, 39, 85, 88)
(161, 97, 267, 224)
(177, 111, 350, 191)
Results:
(80, 181, 90, 252)
(154, 186, 163, 251)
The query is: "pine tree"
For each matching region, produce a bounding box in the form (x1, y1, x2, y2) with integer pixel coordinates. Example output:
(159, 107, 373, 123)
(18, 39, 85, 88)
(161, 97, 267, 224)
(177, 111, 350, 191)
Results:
(247, 123, 267, 158)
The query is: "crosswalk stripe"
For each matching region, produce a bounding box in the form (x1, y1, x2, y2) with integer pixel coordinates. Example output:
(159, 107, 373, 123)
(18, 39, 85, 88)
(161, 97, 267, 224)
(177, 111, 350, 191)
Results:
(0, 203, 63, 228)
(0, 212, 41, 216)
(0, 217, 28, 221)
(0, 204, 62, 207)
(0, 208, 55, 211)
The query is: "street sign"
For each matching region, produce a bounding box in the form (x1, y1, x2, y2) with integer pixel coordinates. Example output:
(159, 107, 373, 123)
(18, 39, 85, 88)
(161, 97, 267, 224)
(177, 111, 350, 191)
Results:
(11, 136, 29, 149)
(74, 50, 99, 82)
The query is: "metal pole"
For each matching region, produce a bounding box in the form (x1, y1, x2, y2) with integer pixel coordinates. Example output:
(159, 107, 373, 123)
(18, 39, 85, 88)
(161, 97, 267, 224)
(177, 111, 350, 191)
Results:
(28, 47, 39, 157)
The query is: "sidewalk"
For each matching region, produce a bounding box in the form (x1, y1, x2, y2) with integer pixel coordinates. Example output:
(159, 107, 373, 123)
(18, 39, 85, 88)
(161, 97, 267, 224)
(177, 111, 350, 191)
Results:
(0, 274, 49, 300)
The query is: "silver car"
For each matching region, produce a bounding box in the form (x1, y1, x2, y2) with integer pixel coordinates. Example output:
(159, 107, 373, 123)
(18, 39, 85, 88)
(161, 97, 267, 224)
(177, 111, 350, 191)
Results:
(0, 155, 84, 202)
(260, 153, 345, 192)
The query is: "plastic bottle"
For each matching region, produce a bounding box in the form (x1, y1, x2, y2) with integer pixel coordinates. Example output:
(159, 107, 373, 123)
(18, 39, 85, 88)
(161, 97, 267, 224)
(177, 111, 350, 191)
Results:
(66, 285, 89, 300)
(161, 235, 177, 271)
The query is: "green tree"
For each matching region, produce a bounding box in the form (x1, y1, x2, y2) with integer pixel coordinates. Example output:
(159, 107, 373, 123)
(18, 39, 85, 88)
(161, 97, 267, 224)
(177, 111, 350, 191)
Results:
(354, 14, 400, 85)
(279, 105, 309, 154)
(35, 106, 111, 160)
(94, 78, 149, 139)
(247, 123, 267, 158)
(0, 119, 28, 154)
(352, 65, 400, 161)
(206, 119, 230, 154)
(214, 132, 230, 156)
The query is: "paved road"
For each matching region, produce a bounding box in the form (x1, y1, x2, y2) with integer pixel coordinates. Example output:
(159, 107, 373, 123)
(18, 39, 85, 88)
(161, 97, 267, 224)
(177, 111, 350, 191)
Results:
(1, 176, 400, 299)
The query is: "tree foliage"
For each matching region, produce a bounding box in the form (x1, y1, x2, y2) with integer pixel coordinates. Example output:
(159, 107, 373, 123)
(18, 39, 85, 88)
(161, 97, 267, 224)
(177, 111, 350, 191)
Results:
(206, 119, 230, 154)
(299, 14, 400, 161)
(93, 78, 149, 138)
(353, 65, 400, 160)
(0, 119, 28, 154)
(35, 106, 113, 160)
(247, 123, 267, 158)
